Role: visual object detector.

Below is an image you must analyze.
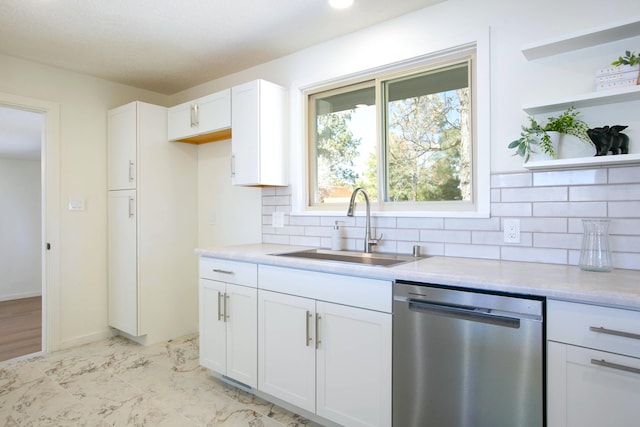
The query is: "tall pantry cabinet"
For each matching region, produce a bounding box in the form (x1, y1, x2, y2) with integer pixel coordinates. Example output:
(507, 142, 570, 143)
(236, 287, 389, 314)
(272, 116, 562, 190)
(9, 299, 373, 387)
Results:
(107, 101, 198, 345)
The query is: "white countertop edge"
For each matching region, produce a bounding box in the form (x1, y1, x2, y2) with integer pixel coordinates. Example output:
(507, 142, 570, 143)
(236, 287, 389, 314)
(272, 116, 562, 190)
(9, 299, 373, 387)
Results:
(195, 244, 640, 311)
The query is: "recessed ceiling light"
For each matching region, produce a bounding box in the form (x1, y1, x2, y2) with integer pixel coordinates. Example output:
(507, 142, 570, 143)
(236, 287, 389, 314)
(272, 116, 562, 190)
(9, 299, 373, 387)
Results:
(329, 0, 354, 9)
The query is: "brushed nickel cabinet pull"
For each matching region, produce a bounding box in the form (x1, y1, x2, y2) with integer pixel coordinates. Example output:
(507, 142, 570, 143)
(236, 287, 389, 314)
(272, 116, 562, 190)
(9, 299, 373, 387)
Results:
(217, 291, 223, 321)
(190, 103, 199, 128)
(225, 294, 230, 322)
(128, 197, 134, 218)
(212, 269, 234, 275)
(591, 358, 640, 375)
(128, 161, 134, 183)
(305, 311, 312, 347)
(231, 154, 236, 178)
(590, 326, 640, 341)
(316, 314, 322, 349)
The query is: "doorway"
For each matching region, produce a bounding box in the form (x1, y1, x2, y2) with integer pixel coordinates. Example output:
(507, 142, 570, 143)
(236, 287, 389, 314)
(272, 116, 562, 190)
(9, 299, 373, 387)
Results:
(0, 105, 43, 361)
(0, 93, 61, 361)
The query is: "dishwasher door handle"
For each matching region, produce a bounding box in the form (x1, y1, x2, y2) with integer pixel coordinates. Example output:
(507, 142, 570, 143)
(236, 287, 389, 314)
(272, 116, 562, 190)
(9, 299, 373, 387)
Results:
(408, 299, 521, 329)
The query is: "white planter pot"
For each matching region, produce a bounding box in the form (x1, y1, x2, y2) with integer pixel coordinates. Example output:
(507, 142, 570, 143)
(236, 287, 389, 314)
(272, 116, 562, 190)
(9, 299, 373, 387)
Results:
(557, 133, 596, 159)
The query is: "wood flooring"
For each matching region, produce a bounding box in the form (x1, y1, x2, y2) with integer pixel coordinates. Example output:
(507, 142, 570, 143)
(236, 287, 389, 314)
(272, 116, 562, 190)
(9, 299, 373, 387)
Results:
(0, 296, 41, 362)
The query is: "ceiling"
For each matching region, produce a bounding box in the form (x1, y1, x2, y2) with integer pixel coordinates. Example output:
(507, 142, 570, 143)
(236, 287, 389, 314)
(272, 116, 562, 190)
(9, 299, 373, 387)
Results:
(0, 0, 444, 160)
(0, 0, 444, 95)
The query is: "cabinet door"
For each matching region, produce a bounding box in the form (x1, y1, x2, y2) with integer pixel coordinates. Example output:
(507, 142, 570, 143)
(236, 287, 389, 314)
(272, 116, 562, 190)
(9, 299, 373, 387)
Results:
(168, 89, 231, 141)
(225, 283, 257, 388)
(258, 290, 316, 412)
(199, 279, 227, 373)
(231, 80, 287, 186)
(108, 102, 137, 190)
(548, 341, 640, 427)
(231, 80, 260, 185)
(108, 190, 138, 335)
(316, 302, 392, 427)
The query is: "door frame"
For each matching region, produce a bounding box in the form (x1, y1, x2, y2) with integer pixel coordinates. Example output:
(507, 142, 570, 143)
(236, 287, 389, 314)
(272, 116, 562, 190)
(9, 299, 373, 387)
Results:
(0, 92, 61, 353)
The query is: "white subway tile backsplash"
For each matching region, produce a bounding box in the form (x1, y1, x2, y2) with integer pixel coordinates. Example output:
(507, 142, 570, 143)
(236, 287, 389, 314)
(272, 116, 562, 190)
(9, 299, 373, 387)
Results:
(445, 244, 500, 260)
(501, 246, 567, 264)
(376, 228, 420, 242)
(533, 169, 606, 187)
(611, 252, 640, 270)
(611, 235, 640, 252)
(261, 166, 640, 270)
(501, 186, 567, 202)
(289, 215, 320, 226)
(520, 217, 567, 233)
(533, 232, 582, 250)
(609, 166, 640, 184)
(533, 202, 607, 217)
(609, 219, 640, 235)
(491, 172, 532, 188)
(421, 229, 471, 244)
(290, 235, 321, 247)
(397, 217, 444, 229)
(490, 202, 532, 217)
(570, 184, 640, 201)
(609, 201, 640, 217)
(445, 217, 500, 231)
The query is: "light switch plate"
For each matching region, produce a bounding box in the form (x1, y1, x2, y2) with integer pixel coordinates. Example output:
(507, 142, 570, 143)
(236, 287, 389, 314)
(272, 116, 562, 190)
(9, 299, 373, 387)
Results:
(272, 211, 285, 228)
(68, 198, 85, 211)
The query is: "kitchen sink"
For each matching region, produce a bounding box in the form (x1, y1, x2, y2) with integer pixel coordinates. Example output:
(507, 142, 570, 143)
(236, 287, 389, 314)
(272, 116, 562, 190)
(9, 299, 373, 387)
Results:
(271, 248, 425, 267)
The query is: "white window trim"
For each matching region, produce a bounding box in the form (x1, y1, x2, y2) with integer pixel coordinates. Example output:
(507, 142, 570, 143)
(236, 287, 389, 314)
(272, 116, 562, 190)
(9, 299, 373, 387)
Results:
(290, 31, 490, 218)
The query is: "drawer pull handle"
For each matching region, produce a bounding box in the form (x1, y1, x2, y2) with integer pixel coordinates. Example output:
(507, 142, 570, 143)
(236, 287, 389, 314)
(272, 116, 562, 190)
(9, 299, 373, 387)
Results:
(591, 358, 640, 375)
(590, 326, 640, 341)
(212, 269, 234, 275)
(225, 294, 230, 322)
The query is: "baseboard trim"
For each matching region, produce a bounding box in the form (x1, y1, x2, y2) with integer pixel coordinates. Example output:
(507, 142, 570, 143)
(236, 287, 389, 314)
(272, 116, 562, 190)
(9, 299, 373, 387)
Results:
(59, 329, 116, 350)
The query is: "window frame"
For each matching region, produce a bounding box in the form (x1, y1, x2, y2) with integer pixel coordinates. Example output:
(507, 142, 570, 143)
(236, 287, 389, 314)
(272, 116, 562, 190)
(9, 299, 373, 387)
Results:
(293, 38, 490, 218)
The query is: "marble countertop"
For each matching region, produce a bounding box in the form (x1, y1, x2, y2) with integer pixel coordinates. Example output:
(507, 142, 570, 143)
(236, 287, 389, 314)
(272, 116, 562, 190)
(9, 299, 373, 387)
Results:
(196, 244, 640, 311)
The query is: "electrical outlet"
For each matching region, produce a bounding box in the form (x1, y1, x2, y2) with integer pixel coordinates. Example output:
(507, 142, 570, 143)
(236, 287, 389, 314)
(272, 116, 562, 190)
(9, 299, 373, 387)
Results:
(504, 219, 521, 243)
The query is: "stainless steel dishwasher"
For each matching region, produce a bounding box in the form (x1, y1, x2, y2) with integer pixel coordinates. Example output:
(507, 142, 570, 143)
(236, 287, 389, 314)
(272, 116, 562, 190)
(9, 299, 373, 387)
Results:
(393, 281, 544, 427)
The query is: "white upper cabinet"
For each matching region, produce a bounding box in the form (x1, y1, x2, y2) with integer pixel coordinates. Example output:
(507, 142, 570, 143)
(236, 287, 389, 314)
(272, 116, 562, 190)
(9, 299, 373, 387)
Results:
(168, 89, 231, 144)
(108, 102, 137, 190)
(231, 79, 288, 187)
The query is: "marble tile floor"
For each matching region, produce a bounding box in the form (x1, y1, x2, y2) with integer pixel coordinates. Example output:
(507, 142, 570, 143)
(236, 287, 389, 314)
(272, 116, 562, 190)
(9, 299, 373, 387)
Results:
(0, 334, 316, 426)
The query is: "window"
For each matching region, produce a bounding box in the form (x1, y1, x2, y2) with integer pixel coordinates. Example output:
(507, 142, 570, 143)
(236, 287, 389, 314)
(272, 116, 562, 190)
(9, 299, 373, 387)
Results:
(304, 43, 487, 216)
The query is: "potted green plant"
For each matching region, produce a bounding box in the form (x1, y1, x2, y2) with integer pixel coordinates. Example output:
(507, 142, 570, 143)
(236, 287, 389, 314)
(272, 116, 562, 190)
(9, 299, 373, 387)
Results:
(508, 107, 591, 162)
(611, 50, 639, 66)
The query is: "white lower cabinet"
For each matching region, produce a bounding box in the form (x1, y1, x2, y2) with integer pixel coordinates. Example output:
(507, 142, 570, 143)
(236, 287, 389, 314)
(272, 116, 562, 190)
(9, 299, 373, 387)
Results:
(199, 258, 258, 388)
(547, 299, 640, 427)
(258, 278, 392, 427)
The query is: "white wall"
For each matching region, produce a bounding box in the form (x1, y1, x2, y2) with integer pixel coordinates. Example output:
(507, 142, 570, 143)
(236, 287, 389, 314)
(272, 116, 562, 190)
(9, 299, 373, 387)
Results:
(172, 0, 640, 270)
(0, 53, 170, 347)
(2, 0, 639, 347)
(0, 158, 41, 300)
(172, 0, 640, 174)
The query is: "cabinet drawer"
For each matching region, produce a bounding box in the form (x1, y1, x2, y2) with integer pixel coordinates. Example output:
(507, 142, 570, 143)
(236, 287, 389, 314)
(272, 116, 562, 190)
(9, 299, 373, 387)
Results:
(199, 257, 257, 287)
(548, 299, 640, 358)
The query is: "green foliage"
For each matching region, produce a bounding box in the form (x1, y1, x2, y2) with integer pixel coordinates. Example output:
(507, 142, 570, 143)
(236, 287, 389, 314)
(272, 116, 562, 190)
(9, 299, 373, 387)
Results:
(316, 111, 361, 188)
(508, 107, 590, 161)
(385, 90, 467, 202)
(611, 50, 640, 66)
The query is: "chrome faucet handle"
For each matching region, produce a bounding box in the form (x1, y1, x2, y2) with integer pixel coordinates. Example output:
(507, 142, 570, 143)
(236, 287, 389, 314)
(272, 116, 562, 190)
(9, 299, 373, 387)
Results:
(368, 232, 383, 251)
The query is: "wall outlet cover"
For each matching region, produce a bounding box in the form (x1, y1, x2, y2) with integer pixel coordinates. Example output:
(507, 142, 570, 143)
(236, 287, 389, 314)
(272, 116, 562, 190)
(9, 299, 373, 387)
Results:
(504, 219, 521, 243)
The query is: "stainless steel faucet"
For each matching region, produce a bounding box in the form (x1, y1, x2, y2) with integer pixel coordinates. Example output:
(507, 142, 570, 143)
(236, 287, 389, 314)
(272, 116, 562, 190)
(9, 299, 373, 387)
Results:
(347, 187, 382, 253)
